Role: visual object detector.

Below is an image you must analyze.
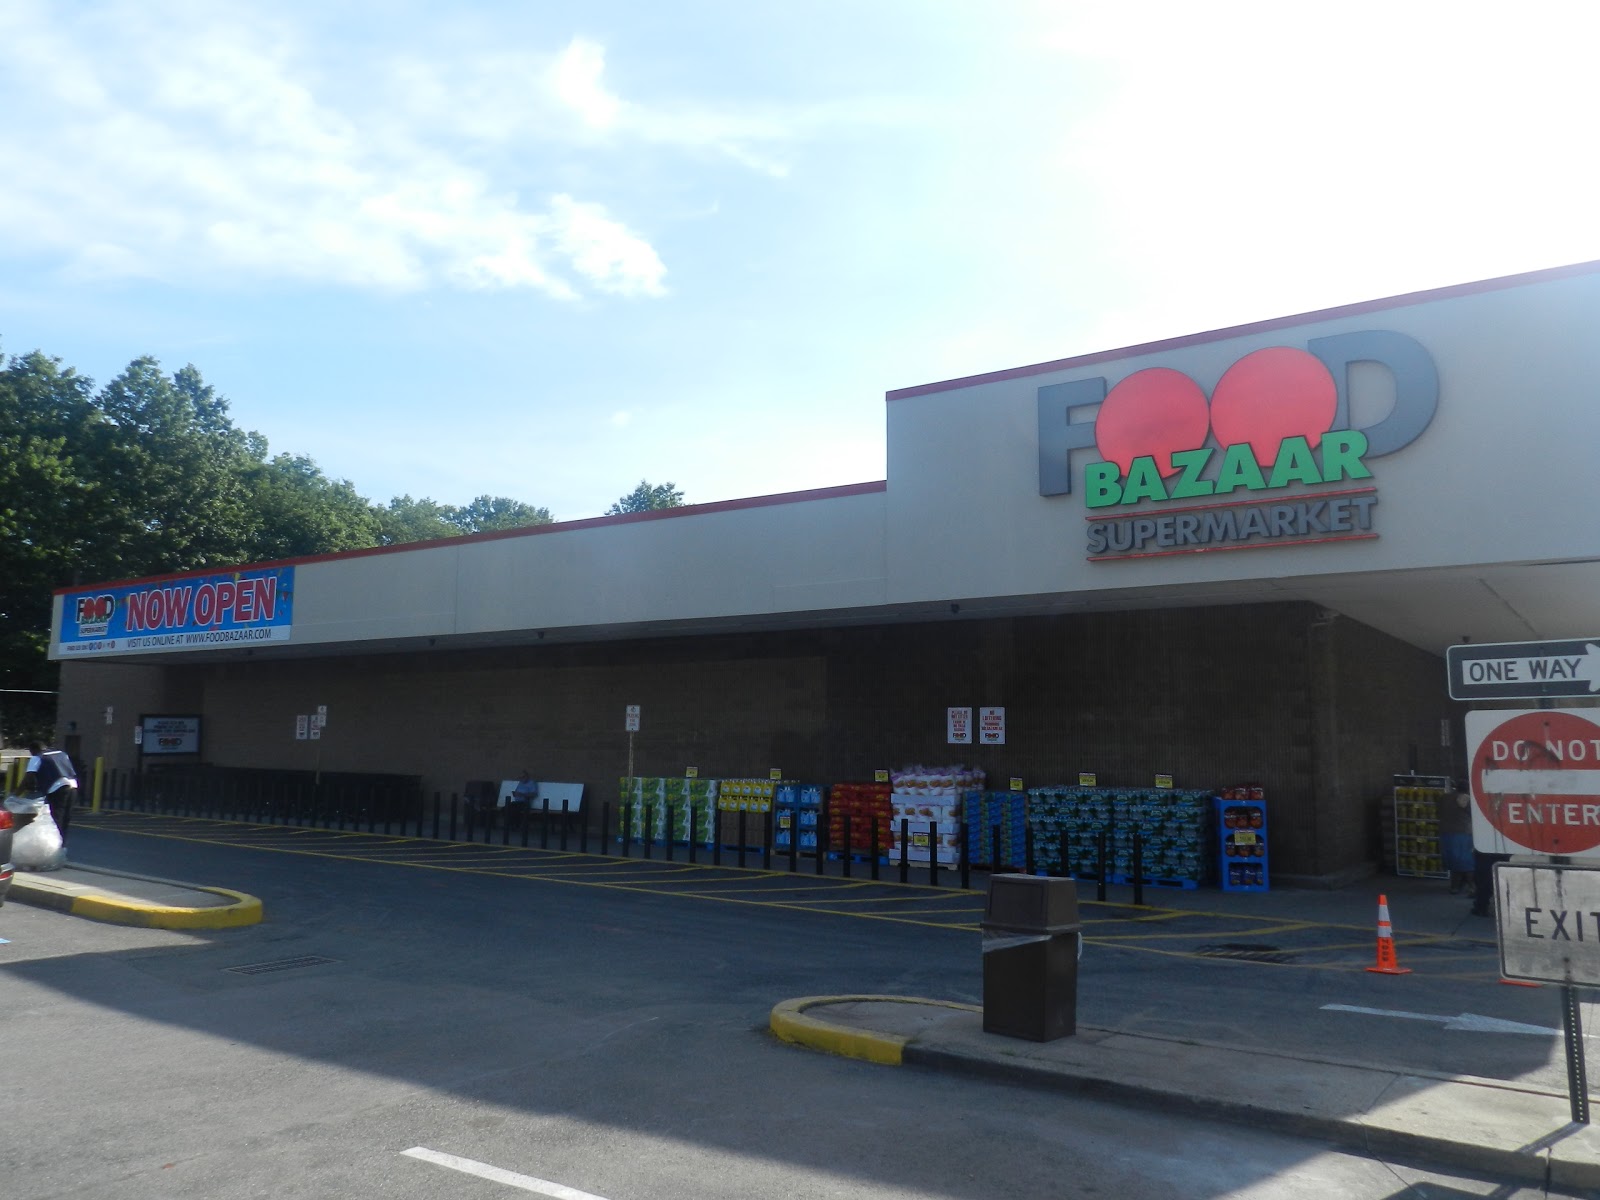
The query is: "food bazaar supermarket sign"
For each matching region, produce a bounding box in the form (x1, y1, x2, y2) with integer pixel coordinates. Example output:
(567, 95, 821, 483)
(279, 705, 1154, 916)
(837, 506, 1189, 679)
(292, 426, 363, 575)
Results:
(1466, 708, 1600, 860)
(1036, 330, 1438, 559)
(57, 567, 294, 657)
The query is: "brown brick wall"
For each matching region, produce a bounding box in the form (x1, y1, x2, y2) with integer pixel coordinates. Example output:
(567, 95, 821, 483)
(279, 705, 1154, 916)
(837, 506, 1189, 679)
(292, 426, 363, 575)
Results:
(57, 601, 1452, 881)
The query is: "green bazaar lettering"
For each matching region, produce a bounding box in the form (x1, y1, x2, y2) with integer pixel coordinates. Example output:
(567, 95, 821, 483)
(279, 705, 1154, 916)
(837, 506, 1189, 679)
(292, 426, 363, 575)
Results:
(1084, 431, 1371, 509)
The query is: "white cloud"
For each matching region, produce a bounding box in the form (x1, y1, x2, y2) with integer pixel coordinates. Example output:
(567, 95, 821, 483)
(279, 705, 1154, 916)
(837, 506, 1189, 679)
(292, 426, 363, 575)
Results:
(550, 37, 622, 130)
(0, 5, 669, 300)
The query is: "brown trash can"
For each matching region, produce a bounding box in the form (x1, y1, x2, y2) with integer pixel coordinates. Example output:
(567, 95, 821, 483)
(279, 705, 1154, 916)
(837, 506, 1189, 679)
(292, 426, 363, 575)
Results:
(981, 874, 1082, 1041)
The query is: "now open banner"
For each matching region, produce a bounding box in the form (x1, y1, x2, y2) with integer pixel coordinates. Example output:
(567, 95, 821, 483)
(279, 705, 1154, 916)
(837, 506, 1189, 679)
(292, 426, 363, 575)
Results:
(57, 567, 294, 658)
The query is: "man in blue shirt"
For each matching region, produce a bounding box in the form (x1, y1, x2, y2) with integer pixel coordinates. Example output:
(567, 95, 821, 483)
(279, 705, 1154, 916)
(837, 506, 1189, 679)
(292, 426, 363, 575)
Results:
(24, 742, 78, 842)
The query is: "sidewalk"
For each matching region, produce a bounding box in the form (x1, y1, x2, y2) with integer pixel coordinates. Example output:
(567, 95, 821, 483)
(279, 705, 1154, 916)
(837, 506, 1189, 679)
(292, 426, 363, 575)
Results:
(5, 862, 262, 929)
(771, 995, 1600, 1193)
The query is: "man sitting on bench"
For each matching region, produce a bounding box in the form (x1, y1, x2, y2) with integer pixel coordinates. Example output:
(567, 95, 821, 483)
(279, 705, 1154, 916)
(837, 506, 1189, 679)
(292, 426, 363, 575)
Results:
(505, 771, 538, 829)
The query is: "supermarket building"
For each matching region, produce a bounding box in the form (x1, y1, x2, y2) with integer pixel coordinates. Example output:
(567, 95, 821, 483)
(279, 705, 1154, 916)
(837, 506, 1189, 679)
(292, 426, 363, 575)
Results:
(49, 260, 1600, 886)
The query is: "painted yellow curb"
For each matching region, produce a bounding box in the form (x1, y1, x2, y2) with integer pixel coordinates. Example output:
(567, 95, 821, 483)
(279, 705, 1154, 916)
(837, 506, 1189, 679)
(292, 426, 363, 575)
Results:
(770, 995, 979, 1066)
(70, 886, 263, 929)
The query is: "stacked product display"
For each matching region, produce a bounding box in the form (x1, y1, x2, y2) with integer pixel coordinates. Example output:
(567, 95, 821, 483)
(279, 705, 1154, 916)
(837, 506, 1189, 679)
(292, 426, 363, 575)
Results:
(891, 765, 984, 864)
(1026, 787, 1212, 886)
(1216, 786, 1269, 891)
(827, 782, 894, 858)
(1393, 775, 1451, 878)
(965, 791, 1028, 869)
(773, 783, 823, 854)
(1112, 790, 1211, 885)
(718, 778, 776, 812)
(1027, 787, 1113, 878)
(619, 776, 718, 844)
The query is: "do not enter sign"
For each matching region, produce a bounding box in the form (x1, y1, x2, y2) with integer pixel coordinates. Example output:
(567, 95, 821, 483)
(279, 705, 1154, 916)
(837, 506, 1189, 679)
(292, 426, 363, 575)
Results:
(1466, 708, 1600, 858)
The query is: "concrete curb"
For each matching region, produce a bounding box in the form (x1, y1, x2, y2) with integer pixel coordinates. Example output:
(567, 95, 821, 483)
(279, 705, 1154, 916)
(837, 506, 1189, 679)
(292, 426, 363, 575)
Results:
(769, 996, 980, 1066)
(774, 996, 1598, 1193)
(7, 871, 263, 930)
(899, 1043, 1587, 1192)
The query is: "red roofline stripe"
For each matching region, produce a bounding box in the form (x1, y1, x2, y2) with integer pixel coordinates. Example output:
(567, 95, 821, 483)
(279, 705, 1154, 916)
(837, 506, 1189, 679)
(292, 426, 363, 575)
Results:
(885, 258, 1600, 401)
(53, 479, 889, 595)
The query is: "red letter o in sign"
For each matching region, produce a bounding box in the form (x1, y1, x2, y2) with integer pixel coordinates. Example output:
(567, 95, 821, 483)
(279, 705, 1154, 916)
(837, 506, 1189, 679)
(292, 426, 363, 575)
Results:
(1093, 368, 1210, 478)
(1208, 347, 1337, 467)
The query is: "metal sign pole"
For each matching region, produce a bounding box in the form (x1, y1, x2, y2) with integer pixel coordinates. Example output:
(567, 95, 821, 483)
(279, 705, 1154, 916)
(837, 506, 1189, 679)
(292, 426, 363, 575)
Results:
(1561, 983, 1590, 1125)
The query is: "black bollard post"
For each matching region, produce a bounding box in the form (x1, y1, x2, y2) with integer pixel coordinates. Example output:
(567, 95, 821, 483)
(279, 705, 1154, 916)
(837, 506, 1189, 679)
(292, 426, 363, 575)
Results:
(541, 797, 551, 850)
(992, 821, 1003, 873)
(1059, 829, 1070, 879)
(449, 793, 459, 842)
(871, 816, 882, 882)
(899, 819, 909, 883)
(665, 804, 676, 862)
(1096, 828, 1108, 902)
(622, 802, 633, 857)
(688, 804, 697, 863)
(1133, 827, 1144, 906)
(959, 821, 970, 890)
(737, 810, 748, 870)
(433, 792, 441, 840)
(560, 799, 570, 852)
(929, 820, 939, 888)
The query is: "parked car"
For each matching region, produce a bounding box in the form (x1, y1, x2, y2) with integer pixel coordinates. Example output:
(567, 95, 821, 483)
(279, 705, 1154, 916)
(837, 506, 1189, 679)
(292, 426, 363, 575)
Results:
(0, 807, 14, 906)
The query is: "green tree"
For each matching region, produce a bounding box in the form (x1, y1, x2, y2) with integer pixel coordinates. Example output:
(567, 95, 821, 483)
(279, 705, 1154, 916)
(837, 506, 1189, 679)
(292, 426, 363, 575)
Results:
(0, 350, 104, 742)
(448, 494, 554, 534)
(606, 479, 685, 515)
(91, 356, 258, 576)
(374, 495, 459, 545)
(242, 453, 382, 561)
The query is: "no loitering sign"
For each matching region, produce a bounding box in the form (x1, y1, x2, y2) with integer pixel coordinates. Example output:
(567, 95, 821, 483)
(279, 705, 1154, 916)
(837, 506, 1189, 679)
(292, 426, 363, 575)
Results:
(1466, 709, 1600, 859)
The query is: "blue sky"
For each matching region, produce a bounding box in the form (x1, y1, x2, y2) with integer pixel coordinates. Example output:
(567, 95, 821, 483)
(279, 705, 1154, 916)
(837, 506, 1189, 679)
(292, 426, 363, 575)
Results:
(4, 1, 1598, 521)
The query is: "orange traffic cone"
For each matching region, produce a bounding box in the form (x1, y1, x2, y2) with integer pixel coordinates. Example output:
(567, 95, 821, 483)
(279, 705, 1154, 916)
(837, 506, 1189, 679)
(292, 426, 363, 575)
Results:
(1366, 893, 1411, 975)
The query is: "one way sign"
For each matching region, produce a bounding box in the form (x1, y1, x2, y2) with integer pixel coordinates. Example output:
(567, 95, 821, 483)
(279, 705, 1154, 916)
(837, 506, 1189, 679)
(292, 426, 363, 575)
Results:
(1447, 639, 1600, 701)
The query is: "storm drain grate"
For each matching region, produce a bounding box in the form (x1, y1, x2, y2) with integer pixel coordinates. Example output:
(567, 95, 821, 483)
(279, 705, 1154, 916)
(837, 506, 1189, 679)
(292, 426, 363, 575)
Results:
(1194, 943, 1293, 964)
(225, 955, 338, 976)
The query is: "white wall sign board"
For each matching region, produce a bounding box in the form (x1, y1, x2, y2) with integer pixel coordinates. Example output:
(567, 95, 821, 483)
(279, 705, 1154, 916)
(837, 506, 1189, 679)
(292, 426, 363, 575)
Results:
(979, 706, 1006, 745)
(1466, 708, 1600, 860)
(140, 715, 201, 755)
(625, 705, 641, 732)
(1494, 863, 1600, 987)
(296, 715, 309, 740)
(947, 706, 972, 744)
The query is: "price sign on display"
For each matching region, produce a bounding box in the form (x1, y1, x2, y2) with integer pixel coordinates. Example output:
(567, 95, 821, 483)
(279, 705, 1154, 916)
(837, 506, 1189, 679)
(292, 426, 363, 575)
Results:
(1466, 708, 1600, 859)
(1155, 774, 1174, 789)
(874, 770, 889, 784)
(1078, 773, 1097, 787)
(1009, 778, 1024, 792)
(769, 768, 782, 781)
(685, 766, 698, 779)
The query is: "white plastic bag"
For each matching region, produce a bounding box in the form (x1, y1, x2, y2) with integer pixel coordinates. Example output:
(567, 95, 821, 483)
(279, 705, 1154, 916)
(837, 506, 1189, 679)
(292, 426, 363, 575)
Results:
(6, 797, 66, 871)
